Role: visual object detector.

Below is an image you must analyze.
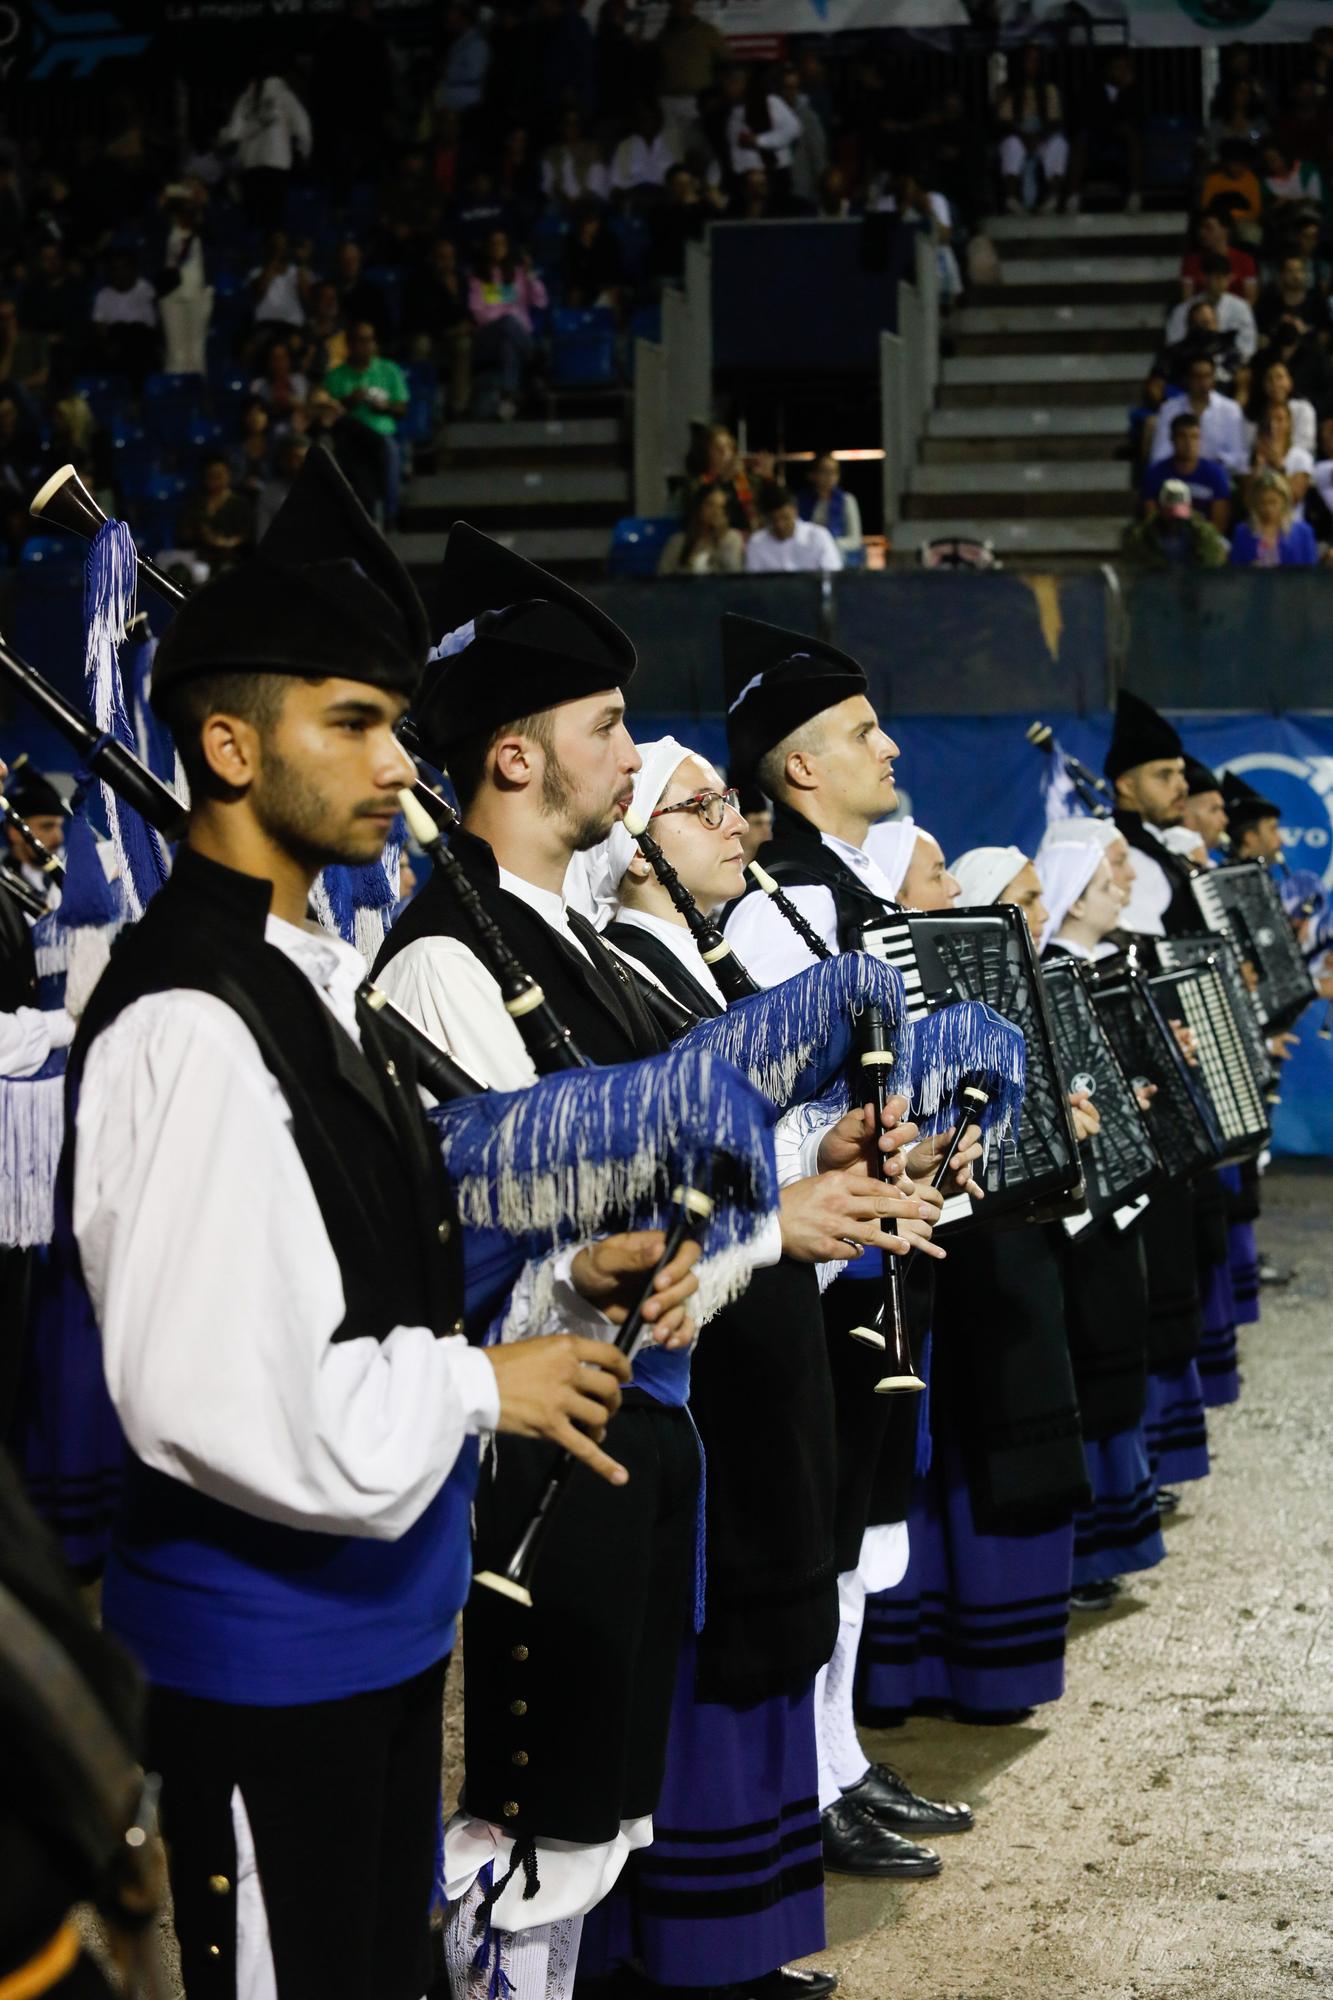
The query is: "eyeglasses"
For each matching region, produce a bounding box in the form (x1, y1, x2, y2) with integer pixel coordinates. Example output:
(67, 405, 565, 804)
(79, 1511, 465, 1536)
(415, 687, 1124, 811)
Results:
(649, 787, 741, 831)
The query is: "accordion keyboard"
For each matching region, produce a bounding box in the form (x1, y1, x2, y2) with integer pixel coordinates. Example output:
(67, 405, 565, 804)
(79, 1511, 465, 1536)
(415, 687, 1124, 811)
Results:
(1149, 964, 1270, 1161)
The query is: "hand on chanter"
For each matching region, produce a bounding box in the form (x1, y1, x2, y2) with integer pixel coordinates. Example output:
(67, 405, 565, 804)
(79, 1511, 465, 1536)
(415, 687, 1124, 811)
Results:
(488, 1337, 632, 1486)
(571, 1232, 701, 1349)
(816, 1095, 920, 1180)
(905, 1120, 985, 1200)
(779, 1161, 945, 1264)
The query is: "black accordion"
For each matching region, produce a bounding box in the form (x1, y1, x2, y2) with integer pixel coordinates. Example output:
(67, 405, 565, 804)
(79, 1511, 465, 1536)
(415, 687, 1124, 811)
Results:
(1088, 956, 1268, 1179)
(1148, 960, 1271, 1165)
(859, 903, 1082, 1227)
(1155, 931, 1276, 1103)
(1190, 861, 1315, 1034)
(1041, 954, 1161, 1225)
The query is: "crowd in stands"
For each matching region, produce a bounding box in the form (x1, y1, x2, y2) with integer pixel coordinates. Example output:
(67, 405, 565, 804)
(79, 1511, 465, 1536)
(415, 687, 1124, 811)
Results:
(655, 426, 864, 575)
(1125, 35, 1333, 568)
(0, 3, 1016, 579)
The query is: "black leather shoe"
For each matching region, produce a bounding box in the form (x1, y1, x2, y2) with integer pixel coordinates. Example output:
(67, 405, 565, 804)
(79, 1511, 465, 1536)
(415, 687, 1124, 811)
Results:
(1155, 1487, 1181, 1516)
(1258, 1257, 1293, 1286)
(746, 1970, 839, 2000)
(820, 1796, 942, 1878)
(842, 1764, 974, 1836)
(1070, 1581, 1117, 1612)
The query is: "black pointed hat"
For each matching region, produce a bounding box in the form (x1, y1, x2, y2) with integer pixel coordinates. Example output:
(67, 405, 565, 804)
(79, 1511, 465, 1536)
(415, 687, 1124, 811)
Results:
(413, 522, 637, 762)
(1103, 690, 1184, 782)
(150, 447, 429, 712)
(3, 767, 67, 820)
(1184, 753, 1221, 797)
(1221, 767, 1280, 828)
(721, 613, 867, 785)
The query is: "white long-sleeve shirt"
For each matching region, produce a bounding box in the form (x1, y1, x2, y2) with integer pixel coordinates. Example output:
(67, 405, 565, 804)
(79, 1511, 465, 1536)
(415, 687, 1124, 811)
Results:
(220, 76, 312, 172)
(724, 829, 901, 985)
(0, 1004, 73, 1078)
(1163, 289, 1257, 363)
(728, 95, 804, 173)
(73, 911, 500, 1542)
(745, 519, 843, 574)
(1150, 390, 1248, 473)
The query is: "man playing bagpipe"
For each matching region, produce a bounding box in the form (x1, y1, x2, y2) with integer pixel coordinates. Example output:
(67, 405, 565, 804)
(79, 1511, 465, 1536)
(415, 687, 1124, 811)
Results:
(59, 501, 707, 2000)
(370, 533, 975, 1999)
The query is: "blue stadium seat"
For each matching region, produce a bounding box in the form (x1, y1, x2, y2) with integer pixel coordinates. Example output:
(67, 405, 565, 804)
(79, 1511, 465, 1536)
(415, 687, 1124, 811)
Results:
(550, 306, 617, 389)
(608, 215, 649, 281)
(400, 361, 439, 447)
(607, 515, 678, 578)
(1143, 116, 1200, 195)
(144, 373, 207, 448)
(364, 265, 405, 336)
(630, 304, 662, 345)
(19, 535, 75, 566)
(73, 374, 133, 425)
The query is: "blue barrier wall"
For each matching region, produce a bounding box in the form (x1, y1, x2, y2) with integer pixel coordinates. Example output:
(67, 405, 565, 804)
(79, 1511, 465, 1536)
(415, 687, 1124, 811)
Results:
(5, 568, 1331, 1150)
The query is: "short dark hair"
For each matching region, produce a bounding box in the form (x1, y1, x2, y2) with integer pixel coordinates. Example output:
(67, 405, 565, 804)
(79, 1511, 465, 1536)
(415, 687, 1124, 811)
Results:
(765, 485, 797, 514)
(445, 709, 556, 811)
(1200, 250, 1232, 278)
(155, 671, 290, 798)
(1171, 411, 1202, 435)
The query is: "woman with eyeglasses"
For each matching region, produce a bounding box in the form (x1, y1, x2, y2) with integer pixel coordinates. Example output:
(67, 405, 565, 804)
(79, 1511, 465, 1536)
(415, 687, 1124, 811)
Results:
(571, 735, 960, 1999)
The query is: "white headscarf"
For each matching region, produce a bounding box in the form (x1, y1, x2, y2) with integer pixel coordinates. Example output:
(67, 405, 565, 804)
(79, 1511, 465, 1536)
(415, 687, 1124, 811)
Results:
(1034, 839, 1106, 953)
(563, 735, 692, 929)
(1039, 814, 1119, 854)
(949, 845, 1028, 909)
(1159, 825, 1206, 859)
(863, 817, 919, 901)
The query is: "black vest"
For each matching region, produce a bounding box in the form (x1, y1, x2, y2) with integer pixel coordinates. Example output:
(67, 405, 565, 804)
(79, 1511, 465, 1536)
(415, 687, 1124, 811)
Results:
(374, 826, 664, 1067)
(68, 846, 464, 1347)
(605, 921, 838, 1703)
(739, 799, 896, 951)
(1114, 809, 1200, 938)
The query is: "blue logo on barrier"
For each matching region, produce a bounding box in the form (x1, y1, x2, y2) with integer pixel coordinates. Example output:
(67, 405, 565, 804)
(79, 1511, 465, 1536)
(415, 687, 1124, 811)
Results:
(1226, 751, 1333, 885)
(28, 0, 150, 81)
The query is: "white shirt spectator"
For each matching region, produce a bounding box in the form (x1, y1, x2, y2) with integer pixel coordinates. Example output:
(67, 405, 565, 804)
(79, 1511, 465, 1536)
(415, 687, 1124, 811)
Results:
(610, 133, 676, 193)
(745, 518, 843, 573)
(435, 26, 491, 114)
(541, 148, 609, 206)
(220, 76, 312, 173)
(1284, 444, 1315, 519)
(91, 278, 158, 329)
(249, 261, 305, 327)
(871, 187, 953, 233)
(1163, 289, 1257, 363)
(1150, 389, 1248, 473)
(728, 97, 804, 175)
(1243, 398, 1317, 457)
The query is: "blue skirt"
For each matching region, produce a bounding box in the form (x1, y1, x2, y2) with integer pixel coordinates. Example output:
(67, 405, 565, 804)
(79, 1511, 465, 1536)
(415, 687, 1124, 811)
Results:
(1196, 1252, 1240, 1409)
(579, 1640, 825, 1988)
(1143, 1362, 1209, 1487)
(1072, 1426, 1166, 1587)
(9, 1245, 123, 1573)
(855, 1422, 1074, 1724)
(1228, 1218, 1260, 1326)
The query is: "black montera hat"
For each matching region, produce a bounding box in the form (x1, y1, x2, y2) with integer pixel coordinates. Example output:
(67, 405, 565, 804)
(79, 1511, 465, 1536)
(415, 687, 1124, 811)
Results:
(1221, 768, 1280, 828)
(1103, 690, 1184, 782)
(149, 448, 429, 712)
(413, 522, 636, 762)
(1184, 753, 1221, 797)
(4, 768, 67, 819)
(721, 613, 867, 785)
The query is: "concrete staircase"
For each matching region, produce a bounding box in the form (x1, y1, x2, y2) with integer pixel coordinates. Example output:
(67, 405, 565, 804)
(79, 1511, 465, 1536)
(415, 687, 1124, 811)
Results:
(391, 414, 630, 592)
(894, 209, 1184, 566)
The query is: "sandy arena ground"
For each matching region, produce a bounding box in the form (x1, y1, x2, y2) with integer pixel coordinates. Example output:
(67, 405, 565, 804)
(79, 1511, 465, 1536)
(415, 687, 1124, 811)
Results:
(802, 1162, 1333, 2000)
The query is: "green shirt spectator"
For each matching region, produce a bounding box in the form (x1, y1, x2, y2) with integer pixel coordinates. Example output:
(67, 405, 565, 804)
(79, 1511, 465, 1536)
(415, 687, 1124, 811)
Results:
(325, 321, 408, 438)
